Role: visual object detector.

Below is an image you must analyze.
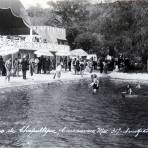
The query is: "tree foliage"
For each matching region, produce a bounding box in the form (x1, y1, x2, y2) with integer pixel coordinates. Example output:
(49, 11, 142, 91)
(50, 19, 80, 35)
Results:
(47, 0, 89, 27)
(27, 0, 148, 61)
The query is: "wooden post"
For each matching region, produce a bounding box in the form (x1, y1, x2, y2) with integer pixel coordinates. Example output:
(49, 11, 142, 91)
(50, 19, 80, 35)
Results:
(30, 28, 33, 42)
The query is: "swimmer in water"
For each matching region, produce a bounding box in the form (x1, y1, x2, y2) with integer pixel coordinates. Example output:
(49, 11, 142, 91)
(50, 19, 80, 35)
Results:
(89, 74, 99, 93)
(126, 84, 133, 95)
(136, 82, 141, 89)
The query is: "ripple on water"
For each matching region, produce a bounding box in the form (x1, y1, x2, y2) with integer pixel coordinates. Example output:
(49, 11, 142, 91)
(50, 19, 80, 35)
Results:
(0, 79, 147, 147)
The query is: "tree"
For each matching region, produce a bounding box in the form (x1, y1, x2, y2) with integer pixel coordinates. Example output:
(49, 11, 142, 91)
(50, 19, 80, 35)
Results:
(27, 6, 52, 25)
(74, 32, 103, 54)
(47, 0, 90, 27)
(27, 0, 148, 64)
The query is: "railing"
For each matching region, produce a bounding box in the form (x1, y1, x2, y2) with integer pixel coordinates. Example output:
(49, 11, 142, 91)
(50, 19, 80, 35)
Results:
(0, 37, 70, 52)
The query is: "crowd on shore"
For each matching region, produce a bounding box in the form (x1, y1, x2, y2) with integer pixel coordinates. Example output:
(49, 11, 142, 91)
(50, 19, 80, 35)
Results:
(0, 53, 142, 82)
(0, 55, 98, 82)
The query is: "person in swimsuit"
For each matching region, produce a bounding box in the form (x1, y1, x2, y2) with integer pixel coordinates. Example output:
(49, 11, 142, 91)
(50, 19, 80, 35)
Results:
(53, 63, 62, 79)
(89, 74, 99, 93)
(126, 84, 133, 95)
(136, 82, 141, 89)
(92, 78, 99, 93)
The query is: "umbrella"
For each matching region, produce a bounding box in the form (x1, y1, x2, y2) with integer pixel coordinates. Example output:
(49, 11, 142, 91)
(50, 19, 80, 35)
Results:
(87, 54, 97, 60)
(71, 49, 88, 57)
(55, 51, 71, 56)
(0, 46, 19, 56)
(34, 50, 53, 57)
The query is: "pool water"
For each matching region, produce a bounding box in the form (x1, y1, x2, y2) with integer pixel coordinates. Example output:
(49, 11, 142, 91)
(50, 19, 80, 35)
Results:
(0, 78, 148, 147)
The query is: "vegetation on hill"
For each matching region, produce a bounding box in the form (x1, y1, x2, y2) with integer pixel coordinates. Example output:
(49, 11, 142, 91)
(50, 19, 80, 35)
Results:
(27, 0, 148, 63)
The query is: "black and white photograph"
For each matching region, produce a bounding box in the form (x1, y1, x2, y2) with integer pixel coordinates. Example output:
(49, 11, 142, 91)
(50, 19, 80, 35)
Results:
(0, 0, 148, 147)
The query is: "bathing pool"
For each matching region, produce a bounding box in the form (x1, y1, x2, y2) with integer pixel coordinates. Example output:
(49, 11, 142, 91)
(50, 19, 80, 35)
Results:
(0, 78, 148, 148)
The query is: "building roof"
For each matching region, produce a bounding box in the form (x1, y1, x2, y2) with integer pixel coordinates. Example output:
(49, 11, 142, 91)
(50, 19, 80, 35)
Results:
(0, 0, 31, 35)
(33, 26, 67, 44)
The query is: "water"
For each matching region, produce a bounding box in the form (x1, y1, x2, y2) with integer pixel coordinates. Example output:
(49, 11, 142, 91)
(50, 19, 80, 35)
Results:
(0, 78, 148, 147)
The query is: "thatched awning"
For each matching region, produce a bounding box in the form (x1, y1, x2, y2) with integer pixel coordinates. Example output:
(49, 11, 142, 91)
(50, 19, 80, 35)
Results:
(0, 0, 31, 35)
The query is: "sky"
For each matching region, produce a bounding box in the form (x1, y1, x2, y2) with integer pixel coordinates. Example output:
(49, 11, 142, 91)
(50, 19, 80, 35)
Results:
(20, 0, 117, 9)
(20, 0, 51, 8)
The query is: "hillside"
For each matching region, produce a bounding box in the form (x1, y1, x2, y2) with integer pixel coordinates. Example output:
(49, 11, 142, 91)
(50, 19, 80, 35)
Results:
(27, 0, 148, 63)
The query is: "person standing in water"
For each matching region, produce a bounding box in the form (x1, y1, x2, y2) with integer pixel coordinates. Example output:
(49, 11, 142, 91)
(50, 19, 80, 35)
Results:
(89, 74, 100, 93)
(126, 84, 133, 95)
(136, 82, 141, 89)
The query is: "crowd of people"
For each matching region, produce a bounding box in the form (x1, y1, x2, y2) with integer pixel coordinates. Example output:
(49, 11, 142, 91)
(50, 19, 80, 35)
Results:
(0, 55, 56, 81)
(0, 53, 137, 82)
(72, 58, 97, 75)
(0, 53, 144, 96)
(98, 55, 131, 74)
(0, 55, 98, 82)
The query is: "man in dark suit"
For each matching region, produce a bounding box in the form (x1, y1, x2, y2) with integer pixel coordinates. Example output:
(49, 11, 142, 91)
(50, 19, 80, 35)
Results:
(21, 56, 28, 79)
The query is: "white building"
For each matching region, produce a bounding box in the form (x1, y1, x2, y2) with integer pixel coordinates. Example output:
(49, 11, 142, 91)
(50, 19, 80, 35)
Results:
(32, 26, 68, 45)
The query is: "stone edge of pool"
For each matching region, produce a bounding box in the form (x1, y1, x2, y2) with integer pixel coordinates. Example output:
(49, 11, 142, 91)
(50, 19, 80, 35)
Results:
(0, 73, 92, 91)
(0, 72, 148, 91)
(108, 72, 148, 84)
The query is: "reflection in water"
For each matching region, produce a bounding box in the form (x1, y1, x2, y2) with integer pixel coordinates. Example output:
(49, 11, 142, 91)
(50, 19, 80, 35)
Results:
(0, 78, 148, 147)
